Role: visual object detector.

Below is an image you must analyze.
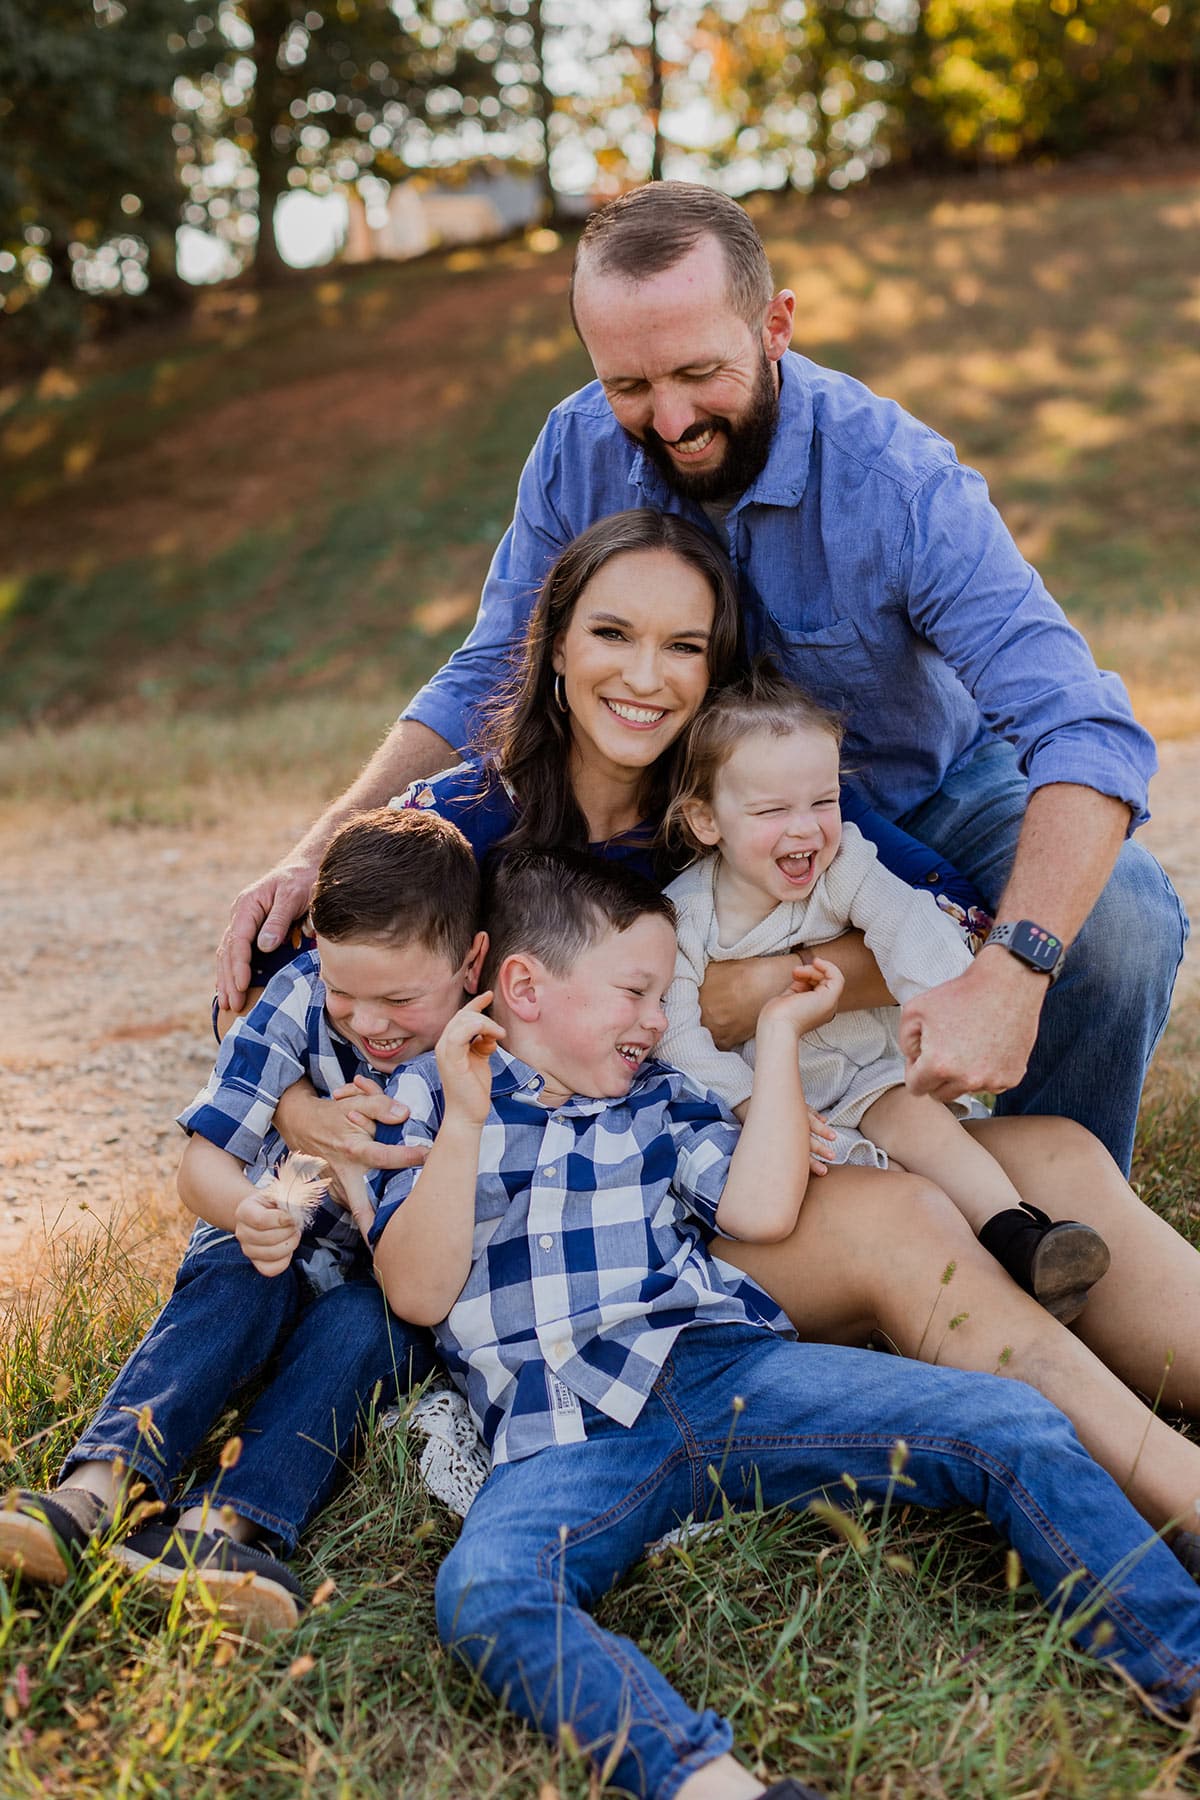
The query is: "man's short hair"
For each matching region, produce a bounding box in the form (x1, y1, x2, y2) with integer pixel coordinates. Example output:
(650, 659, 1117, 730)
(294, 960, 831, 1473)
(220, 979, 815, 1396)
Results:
(570, 181, 774, 330)
(480, 849, 675, 990)
(310, 806, 479, 967)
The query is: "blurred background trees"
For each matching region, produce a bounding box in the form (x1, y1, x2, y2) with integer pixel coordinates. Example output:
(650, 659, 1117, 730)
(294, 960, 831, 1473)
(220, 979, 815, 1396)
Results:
(2, 0, 1196, 355)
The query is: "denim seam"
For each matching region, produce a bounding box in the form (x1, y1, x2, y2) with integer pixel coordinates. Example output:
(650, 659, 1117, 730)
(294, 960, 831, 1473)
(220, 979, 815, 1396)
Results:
(687, 1424, 1200, 1696)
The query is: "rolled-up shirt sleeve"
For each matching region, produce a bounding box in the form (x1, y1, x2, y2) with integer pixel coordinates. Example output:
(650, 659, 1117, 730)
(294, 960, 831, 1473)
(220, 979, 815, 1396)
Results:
(400, 410, 575, 752)
(900, 464, 1156, 829)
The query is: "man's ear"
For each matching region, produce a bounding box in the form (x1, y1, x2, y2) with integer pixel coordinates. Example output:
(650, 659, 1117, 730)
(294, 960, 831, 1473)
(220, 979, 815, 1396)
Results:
(762, 289, 795, 363)
(681, 799, 721, 848)
(497, 952, 543, 1022)
(461, 930, 489, 995)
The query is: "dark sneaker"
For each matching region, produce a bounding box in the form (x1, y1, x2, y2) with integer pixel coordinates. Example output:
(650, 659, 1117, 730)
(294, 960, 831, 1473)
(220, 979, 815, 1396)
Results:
(763, 1780, 829, 1799)
(0, 1487, 106, 1587)
(978, 1202, 1111, 1324)
(112, 1522, 306, 1636)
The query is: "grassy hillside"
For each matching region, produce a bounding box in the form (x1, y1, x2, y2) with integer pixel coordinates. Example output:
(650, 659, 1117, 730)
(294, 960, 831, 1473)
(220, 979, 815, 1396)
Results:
(2, 161, 1199, 751)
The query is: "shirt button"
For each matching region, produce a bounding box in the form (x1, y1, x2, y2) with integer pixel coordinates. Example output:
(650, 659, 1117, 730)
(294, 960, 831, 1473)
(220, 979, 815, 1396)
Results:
(544, 1166, 557, 1179)
(539, 1234, 554, 1250)
(551, 1341, 568, 1362)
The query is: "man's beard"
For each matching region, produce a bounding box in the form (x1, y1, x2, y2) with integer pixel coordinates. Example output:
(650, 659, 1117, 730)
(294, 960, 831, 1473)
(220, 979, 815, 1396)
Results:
(635, 350, 779, 504)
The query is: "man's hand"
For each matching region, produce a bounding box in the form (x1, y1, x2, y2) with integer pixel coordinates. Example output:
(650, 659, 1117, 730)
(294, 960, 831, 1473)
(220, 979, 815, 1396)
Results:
(216, 856, 320, 1014)
(435, 994, 505, 1126)
(900, 950, 1046, 1103)
(233, 1188, 302, 1278)
(274, 1075, 429, 1175)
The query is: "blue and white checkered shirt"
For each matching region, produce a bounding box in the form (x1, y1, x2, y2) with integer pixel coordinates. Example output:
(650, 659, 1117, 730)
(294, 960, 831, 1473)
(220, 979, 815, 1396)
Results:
(179, 951, 375, 1292)
(367, 1046, 790, 1465)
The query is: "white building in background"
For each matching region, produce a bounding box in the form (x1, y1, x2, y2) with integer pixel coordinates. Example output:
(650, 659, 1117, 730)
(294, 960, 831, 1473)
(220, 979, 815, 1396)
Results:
(343, 168, 589, 263)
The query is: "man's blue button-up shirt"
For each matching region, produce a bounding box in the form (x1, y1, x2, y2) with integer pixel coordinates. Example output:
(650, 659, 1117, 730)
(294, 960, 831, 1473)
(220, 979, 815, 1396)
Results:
(403, 351, 1154, 827)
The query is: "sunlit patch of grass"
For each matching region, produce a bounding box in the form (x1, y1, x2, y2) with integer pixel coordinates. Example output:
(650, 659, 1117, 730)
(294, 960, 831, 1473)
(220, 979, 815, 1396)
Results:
(1, 166, 1197, 739)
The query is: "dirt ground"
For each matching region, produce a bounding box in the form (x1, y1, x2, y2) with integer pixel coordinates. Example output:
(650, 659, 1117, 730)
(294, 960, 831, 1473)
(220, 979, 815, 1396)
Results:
(3, 744, 1199, 1292)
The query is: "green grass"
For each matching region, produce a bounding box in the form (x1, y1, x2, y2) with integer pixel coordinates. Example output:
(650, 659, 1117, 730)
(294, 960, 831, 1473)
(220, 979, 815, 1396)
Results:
(2, 166, 1199, 734)
(4, 1064, 1200, 1798)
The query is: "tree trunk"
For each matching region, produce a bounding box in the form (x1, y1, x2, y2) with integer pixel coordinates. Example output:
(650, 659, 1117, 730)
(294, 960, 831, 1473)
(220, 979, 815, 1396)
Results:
(647, 0, 665, 182)
(248, 0, 291, 286)
(526, 0, 560, 224)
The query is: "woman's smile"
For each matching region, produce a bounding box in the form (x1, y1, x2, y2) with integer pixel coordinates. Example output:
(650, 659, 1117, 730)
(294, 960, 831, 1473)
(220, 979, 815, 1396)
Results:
(553, 545, 715, 783)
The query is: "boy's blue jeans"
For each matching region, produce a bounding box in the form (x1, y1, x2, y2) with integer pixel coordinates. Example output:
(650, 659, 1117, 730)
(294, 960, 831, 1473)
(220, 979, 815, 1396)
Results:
(62, 1223, 436, 1554)
(437, 1323, 1200, 1800)
(897, 740, 1189, 1178)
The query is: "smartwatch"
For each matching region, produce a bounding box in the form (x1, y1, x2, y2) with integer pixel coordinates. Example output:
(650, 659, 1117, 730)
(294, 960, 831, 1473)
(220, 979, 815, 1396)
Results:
(983, 920, 1065, 986)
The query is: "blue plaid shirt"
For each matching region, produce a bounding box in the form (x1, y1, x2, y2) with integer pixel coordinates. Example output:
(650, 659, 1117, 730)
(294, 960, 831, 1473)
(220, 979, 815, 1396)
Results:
(180, 951, 376, 1292)
(367, 1046, 790, 1466)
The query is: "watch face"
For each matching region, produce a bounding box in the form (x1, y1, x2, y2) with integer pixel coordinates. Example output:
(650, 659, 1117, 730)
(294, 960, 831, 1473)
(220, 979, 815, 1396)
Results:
(1010, 921, 1062, 973)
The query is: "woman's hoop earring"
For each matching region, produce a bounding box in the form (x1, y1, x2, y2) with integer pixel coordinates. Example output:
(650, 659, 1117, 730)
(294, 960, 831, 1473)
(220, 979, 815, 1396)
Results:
(553, 672, 569, 715)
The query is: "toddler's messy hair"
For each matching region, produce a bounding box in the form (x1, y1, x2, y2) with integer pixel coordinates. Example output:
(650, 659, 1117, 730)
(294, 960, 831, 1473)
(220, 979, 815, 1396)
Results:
(663, 659, 844, 855)
(480, 848, 675, 990)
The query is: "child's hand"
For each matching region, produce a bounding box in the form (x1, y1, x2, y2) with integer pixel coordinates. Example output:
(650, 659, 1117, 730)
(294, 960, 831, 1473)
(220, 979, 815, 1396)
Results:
(234, 1187, 301, 1277)
(435, 994, 505, 1126)
(806, 1105, 837, 1176)
(759, 958, 845, 1036)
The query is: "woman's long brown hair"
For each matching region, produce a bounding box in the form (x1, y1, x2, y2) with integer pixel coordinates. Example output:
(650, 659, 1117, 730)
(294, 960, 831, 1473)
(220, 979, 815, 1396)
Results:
(475, 508, 743, 856)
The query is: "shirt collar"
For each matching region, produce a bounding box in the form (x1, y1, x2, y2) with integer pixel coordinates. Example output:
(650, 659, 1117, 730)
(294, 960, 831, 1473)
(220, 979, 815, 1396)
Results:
(624, 350, 813, 516)
(488, 1044, 666, 1113)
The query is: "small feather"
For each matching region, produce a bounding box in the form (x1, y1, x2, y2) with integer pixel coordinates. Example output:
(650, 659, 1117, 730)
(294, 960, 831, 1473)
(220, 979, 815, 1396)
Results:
(256, 1153, 329, 1228)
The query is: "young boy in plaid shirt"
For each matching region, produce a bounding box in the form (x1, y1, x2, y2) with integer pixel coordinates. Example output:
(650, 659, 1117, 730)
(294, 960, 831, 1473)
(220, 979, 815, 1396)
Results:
(366, 849, 1200, 1800)
(0, 808, 484, 1635)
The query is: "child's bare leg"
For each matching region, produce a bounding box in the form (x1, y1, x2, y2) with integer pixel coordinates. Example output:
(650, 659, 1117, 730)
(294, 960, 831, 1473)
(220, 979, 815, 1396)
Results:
(859, 1088, 1110, 1321)
(62, 1464, 257, 1541)
(966, 1115, 1200, 1416)
(59, 1459, 124, 1507)
(858, 1087, 1022, 1230)
(676, 1756, 766, 1800)
(716, 1164, 1200, 1537)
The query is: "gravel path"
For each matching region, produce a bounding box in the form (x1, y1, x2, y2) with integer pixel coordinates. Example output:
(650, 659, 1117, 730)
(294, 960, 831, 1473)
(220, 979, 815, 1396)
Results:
(2, 747, 1198, 1286)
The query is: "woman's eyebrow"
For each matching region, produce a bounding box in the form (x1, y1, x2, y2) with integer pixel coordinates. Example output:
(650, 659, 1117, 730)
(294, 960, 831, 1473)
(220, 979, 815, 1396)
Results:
(585, 609, 711, 639)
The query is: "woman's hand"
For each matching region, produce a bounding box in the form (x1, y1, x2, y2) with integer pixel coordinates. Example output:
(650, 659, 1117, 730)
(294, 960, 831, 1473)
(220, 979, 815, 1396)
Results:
(274, 1075, 427, 1175)
(233, 1188, 301, 1278)
(435, 994, 505, 1127)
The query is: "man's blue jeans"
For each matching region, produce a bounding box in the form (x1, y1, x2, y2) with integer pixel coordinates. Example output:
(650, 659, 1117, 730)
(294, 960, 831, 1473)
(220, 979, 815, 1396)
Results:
(63, 1223, 436, 1554)
(897, 742, 1189, 1176)
(437, 1323, 1200, 1800)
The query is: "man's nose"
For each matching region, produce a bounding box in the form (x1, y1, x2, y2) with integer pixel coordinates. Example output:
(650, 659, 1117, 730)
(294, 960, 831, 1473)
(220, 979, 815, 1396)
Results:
(649, 385, 696, 445)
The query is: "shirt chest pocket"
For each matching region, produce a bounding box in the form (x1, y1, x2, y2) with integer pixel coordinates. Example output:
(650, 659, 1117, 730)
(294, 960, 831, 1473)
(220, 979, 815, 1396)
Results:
(754, 615, 885, 713)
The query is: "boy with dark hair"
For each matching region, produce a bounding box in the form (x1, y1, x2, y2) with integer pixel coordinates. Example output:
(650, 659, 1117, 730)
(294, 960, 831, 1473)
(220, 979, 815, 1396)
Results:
(366, 849, 1200, 1800)
(1, 808, 484, 1635)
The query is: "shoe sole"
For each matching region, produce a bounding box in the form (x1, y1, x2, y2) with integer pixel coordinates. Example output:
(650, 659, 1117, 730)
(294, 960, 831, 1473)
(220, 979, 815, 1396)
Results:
(1030, 1223, 1111, 1325)
(0, 1514, 73, 1587)
(109, 1541, 301, 1637)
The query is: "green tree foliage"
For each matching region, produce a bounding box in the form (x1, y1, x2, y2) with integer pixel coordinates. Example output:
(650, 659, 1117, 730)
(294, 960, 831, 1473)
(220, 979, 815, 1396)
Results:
(688, 0, 893, 190)
(175, 1, 504, 284)
(0, 0, 190, 349)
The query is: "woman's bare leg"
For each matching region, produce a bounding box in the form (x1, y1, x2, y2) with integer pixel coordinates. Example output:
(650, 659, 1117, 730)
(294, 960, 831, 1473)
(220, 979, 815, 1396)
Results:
(715, 1161, 1200, 1535)
(965, 1114, 1200, 1414)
